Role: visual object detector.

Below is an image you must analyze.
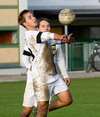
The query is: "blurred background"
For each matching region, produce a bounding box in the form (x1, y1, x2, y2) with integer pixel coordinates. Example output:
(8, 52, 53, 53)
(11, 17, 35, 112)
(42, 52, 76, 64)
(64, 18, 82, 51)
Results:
(0, 0, 100, 75)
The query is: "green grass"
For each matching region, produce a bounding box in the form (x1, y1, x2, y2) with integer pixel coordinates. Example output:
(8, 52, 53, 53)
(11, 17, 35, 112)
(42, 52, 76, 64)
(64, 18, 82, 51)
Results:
(0, 77, 100, 117)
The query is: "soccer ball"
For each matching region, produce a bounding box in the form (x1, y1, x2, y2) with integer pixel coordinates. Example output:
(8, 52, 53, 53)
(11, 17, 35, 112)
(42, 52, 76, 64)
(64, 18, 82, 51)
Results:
(58, 9, 75, 25)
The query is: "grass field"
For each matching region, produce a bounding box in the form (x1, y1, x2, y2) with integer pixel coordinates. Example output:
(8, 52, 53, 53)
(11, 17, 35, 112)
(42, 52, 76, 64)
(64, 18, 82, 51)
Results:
(0, 77, 100, 117)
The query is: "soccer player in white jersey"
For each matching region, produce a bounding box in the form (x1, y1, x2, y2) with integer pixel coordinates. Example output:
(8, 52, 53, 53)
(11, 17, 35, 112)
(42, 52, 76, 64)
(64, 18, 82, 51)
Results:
(18, 10, 74, 117)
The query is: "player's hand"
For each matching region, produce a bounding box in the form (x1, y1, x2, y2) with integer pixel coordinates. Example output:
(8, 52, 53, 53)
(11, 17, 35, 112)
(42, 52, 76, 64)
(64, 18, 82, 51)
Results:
(67, 33, 74, 45)
(61, 33, 75, 45)
(64, 78, 71, 86)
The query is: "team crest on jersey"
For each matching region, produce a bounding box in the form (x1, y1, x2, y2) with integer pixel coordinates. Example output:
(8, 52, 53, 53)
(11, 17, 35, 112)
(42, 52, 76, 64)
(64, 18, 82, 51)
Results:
(51, 45, 56, 56)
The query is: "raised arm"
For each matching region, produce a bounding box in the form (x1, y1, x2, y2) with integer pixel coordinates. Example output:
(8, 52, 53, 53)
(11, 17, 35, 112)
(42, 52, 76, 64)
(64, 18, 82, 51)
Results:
(26, 31, 74, 45)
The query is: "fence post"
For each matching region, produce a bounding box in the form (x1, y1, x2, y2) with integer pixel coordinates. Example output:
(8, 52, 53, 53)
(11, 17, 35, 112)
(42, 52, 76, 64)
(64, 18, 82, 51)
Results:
(64, 26, 68, 70)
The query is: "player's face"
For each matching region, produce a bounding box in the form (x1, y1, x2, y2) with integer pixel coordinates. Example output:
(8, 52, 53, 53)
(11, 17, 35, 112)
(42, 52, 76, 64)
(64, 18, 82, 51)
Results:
(38, 20, 51, 32)
(23, 12, 37, 30)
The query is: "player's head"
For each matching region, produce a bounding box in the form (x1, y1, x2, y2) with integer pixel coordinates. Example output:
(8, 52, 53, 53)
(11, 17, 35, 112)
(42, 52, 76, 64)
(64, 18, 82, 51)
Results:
(18, 9, 37, 29)
(37, 17, 51, 32)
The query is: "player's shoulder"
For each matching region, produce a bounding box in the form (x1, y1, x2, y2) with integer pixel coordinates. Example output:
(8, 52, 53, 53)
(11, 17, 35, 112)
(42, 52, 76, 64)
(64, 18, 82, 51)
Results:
(26, 30, 39, 35)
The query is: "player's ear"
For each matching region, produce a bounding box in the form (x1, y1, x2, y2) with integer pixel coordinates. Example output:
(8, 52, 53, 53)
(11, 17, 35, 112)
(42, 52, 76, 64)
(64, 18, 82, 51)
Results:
(37, 27, 40, 31)
(23, 22, 27, 27)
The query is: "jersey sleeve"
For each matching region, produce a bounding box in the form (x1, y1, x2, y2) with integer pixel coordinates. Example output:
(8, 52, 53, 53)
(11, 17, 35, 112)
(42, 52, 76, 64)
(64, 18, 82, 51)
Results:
(21, 44, 32, 70)
(21, 55, 32, 70)
(41, 32, 54, 42)
(26, 31, 55, 45)
(54, 45, 69, 79)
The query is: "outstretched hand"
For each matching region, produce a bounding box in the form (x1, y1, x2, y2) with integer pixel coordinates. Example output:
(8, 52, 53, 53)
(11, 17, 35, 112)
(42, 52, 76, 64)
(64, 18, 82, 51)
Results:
(61, 33, 75, 45)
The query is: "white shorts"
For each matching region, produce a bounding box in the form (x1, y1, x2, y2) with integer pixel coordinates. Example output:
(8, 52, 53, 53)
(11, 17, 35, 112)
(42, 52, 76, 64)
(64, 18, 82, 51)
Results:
(22, 79, 37, 107)
(23, 75, 68, 107)
(48, 76, 68, 103)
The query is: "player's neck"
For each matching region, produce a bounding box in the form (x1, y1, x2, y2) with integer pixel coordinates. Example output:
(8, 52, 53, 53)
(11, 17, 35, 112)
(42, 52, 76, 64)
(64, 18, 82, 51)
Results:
(27, 27, 37, 31)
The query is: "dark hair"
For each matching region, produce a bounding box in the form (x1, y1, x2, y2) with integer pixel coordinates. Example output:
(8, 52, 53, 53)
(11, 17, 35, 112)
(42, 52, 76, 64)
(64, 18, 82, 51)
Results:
(18, 9, 30, 27)
(37, 17, 51, 28)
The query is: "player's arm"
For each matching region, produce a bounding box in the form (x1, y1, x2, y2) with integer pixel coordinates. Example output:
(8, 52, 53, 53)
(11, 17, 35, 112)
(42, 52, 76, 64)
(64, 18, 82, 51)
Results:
(22, 52, 32, 71)
(39, 32, 66, 41)
(55, 45, 70, 86)
(27, 31, 74, 45)
(21, 44, 33, 71)
(43, 32, 74, 45)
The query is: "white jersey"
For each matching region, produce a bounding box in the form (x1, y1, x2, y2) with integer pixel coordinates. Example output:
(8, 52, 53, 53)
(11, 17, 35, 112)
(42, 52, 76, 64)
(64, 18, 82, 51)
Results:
(22, 31, 69, 83)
